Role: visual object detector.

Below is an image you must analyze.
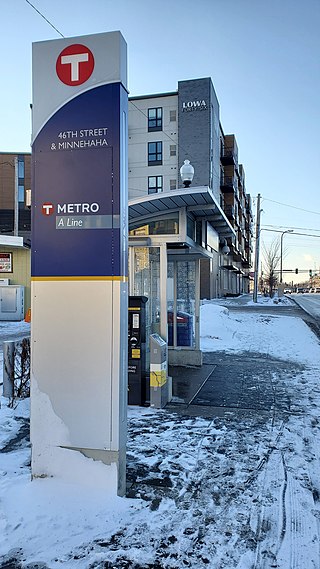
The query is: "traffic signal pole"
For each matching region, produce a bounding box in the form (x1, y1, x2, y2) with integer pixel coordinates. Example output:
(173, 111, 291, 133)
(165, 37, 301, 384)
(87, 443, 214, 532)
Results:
(253, 193, 261, 303)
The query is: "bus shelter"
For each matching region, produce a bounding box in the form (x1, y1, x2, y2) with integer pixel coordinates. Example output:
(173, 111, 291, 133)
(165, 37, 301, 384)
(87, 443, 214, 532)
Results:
(128, 186, 235, 367)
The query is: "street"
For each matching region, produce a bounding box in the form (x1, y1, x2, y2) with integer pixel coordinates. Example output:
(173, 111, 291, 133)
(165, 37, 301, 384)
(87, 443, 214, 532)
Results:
(291, 293, 320, 321)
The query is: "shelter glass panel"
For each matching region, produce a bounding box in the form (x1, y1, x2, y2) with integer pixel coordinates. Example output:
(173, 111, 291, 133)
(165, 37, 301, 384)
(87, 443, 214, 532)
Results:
(167, 260, 196, 348)
(130, 246, 161, 368)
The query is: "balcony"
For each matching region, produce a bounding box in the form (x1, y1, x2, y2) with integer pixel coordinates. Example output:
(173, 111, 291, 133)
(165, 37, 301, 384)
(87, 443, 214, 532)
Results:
(221, 135, 238, 167)
(238, 164, 245, 188)
(221, 146, 238, 166)
(224, 205, 235, 219)
(244, 219, 254, 236)
(220, 175, 238, 194)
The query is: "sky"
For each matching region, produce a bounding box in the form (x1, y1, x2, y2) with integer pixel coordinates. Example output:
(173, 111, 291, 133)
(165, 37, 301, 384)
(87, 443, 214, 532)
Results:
(1, 296, 320, 567)
(1, 0, 319, 284)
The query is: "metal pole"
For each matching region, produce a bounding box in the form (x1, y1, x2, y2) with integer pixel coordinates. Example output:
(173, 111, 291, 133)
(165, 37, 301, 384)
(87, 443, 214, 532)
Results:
(280, 232, 284, 284)
(253, 193, 261, 303)
(280, 230, 293, 284)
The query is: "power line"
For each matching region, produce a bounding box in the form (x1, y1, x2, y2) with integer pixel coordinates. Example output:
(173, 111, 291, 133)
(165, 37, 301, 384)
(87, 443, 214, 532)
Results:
(260, 228, 320, 238)
(25, 0, 64, 38)
(262, 197, 320, 216)
(262, 224, 320, 233)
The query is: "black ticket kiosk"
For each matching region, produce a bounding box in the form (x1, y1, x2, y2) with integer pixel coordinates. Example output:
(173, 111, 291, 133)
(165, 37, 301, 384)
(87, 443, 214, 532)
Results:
(128, 296, 148, 405)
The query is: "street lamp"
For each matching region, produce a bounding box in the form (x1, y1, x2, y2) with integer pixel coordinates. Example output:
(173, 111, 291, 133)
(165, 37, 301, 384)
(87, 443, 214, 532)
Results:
(220, 239, 230, 255)
(180, 160, 194, 188)
(280, 229, 293, 283)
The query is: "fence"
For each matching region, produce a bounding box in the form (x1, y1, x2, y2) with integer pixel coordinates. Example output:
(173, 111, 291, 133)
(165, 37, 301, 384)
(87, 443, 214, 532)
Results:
(2, 338, 30, 402)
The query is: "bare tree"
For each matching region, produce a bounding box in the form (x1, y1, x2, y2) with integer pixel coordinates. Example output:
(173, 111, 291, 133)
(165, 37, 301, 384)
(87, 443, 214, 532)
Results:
(262, 237, 281, 297)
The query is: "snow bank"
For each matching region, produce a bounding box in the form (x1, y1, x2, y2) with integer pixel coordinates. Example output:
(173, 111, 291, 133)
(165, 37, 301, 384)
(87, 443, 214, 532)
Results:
(200, 302, 320, 365)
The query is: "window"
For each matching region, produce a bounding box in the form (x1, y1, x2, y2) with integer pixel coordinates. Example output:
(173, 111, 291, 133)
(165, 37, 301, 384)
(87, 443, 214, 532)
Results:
(130, 214, 179, 236)
(170, 110, 176, 122)
(187, 215, 195, 241)
(148, 176, 163, 194)
(18, 185, 24, 203)
(148, 108, 162, 132)
(148, 141, 162, 166)
(18, 157, 24, 179)
(170, 145, 176, 157)
(170, 179, 177, 190)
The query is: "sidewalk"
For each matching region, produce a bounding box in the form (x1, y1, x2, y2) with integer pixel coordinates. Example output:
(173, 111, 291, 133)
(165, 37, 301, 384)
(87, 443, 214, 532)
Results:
(1, 296, 320, 568)
(169, 293, 319, 418)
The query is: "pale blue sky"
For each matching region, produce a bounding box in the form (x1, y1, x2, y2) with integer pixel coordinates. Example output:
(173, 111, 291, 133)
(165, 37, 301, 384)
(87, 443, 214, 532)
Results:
(1, 0, 319, 283)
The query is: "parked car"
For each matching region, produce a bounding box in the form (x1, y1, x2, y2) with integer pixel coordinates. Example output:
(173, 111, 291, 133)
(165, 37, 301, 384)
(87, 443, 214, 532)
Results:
(296, 287, 305, 293)
(284, 288, 292, 294)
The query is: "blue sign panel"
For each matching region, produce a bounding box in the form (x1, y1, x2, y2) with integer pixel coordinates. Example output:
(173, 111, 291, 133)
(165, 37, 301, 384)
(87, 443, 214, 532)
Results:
(32, 82, 127, 278)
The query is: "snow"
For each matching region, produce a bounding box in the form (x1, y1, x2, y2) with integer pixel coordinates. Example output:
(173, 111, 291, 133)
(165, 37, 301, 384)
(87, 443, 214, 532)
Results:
(200, 302, 320, 365)
(1, 295, 320, 568)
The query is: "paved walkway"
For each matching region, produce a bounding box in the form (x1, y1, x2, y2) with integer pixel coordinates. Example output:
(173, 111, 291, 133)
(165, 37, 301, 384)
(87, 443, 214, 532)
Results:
(168, 297, 319, 419)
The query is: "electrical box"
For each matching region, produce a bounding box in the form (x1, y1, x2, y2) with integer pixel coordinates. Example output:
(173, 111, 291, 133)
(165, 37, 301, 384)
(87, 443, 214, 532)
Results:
(0, 279, 10, 286)
(0, 285, 24, 321)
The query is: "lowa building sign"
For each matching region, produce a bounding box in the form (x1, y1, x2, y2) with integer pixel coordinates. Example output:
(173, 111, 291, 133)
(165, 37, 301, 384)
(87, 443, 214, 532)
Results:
(182, 100, 207, 112)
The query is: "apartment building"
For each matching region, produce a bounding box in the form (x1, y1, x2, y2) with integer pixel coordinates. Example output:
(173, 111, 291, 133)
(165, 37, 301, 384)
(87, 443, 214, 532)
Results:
(0, 152, 31, 243)
(0, 153, 32, 314)
(128, 77, 253, 298)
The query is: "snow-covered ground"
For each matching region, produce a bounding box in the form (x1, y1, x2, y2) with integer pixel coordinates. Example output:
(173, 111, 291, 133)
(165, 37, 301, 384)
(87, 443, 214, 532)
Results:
(1, 295, 320, 568)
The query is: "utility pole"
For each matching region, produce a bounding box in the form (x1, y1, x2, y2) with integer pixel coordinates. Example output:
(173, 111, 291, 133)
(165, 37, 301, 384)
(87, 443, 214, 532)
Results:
(14, 157, 19, 236)
(253, 193, 261, 303)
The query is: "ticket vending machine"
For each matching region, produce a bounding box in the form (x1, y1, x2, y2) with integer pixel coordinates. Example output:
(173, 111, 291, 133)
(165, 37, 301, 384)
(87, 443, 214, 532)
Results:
(128, 296, 148, 405)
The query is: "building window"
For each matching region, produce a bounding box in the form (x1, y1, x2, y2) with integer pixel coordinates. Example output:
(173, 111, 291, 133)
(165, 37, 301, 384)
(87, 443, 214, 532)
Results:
(130, 214, 179, 236)
(148, 108, 162, 132)
(170, 110, 176, 122)
(170, 179, 177, 190)
(148, 141, 162, 166)
(148, 176, 163, 194)
(170, 145, 176, 157)
(187, 215, 196, 241)
(18, 157, 24, 179)
(18, 185, 24, 203)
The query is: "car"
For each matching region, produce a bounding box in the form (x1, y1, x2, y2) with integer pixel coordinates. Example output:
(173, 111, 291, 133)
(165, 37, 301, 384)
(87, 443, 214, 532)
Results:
(296, 287, 305, 293)
(315, 287, 320, 293)
(284, 288, 292, 294)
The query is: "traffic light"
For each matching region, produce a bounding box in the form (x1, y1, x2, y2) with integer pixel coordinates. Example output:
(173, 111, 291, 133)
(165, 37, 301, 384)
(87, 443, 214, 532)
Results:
(309, 269, 313, 277)
(295, 268, 298, 274)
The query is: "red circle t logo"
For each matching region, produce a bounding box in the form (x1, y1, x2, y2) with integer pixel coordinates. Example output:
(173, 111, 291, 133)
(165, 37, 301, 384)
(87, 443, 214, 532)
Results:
(42, 203, 54, 216)
(56, 44, 94, 86)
